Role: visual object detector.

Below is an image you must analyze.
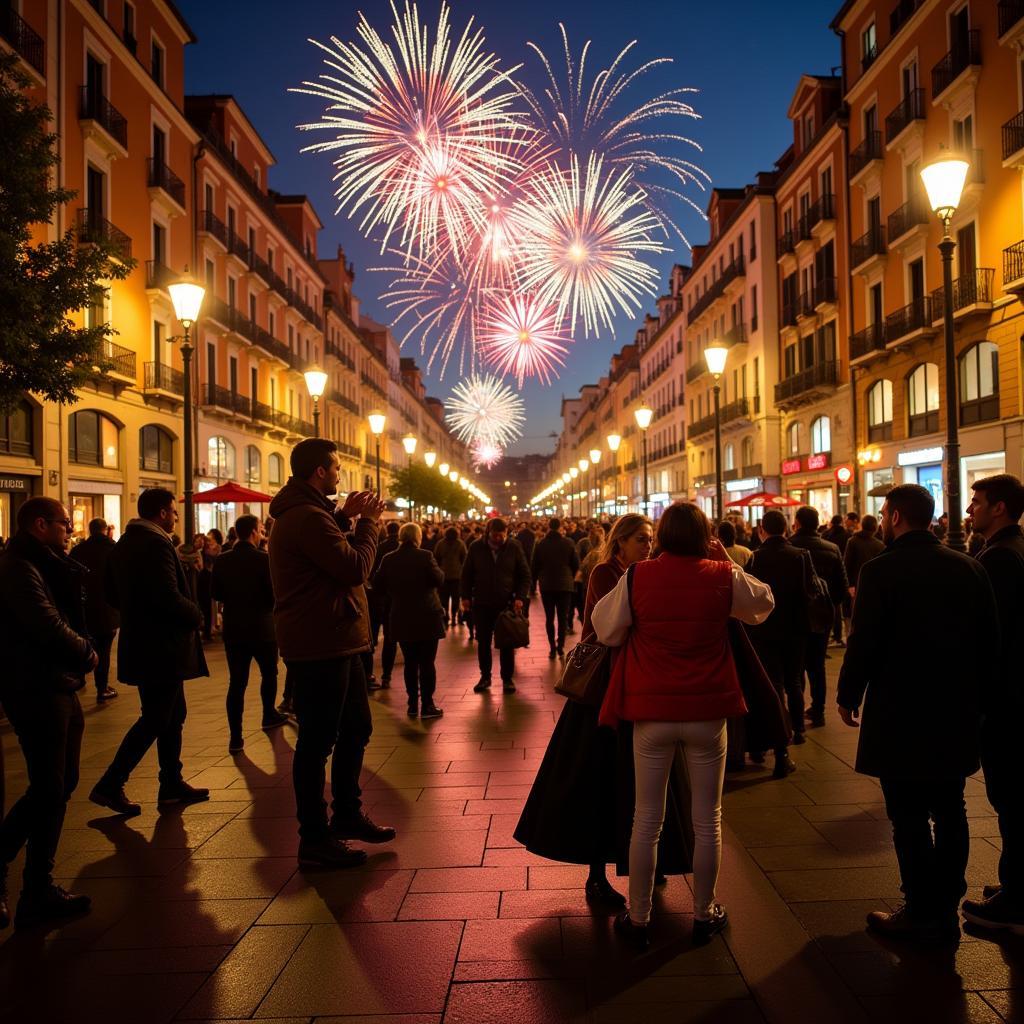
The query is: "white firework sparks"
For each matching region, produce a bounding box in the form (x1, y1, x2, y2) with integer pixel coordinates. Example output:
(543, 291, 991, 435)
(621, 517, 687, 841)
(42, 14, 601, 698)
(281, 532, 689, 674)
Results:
(445, 373, 525, 446)
(480, 293, 569, 386)
(471, 438, 504, 470)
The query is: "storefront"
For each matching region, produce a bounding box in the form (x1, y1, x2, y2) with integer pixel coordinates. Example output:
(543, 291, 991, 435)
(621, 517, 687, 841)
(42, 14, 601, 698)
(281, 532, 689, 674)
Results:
(68, 479, 123, 541)
(896, 446, 944, 516)
(781, 454, 836, 521)
(962, 451, 1005, 498)
(0, 473, 37, 541)
(724, 475, 765, 525)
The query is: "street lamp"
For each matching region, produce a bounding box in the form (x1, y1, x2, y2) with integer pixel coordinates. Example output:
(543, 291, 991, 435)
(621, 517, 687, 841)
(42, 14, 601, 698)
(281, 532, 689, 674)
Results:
(368, 411, 386, 494)
(402, 434, 417, 520)
(303, 365, 328, 438)
(167, 269, 205, 545)
(607, 433, 621, 517)
(634, 405, 653, 513)
(704, 341, 730, 523)
(920, 151, 971, 552)
(578, 458, 590, 517)
(449, 470, 459, 483)
(439, 461, 449, 477)
(569, 466, 579, 519)
(589, 448, 601, 518)
(424, 450, 436, 469)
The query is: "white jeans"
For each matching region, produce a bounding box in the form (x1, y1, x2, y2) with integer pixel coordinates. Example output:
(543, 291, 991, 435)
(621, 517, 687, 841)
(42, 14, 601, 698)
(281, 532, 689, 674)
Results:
(629, 718, 727, 925)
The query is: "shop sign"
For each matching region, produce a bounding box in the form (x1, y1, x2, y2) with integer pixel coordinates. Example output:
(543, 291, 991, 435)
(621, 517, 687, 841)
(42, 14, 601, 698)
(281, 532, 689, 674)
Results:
(781, 458, 802, 475)
(835, 465, 853, 485)
(0, 475, 31, 491)
(725, 476, 762, 492)
(807, 453, 830, 471)
(897, 446, 943, 467)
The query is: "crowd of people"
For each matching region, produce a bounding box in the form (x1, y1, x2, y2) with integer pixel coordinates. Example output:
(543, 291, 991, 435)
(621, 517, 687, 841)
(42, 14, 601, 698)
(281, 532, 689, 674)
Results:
(0, 439, 1020, 955)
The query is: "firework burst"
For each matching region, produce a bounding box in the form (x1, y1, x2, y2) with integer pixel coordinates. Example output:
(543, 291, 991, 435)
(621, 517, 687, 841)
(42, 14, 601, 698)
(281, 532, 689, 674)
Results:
(471, 438, 504, 470)
(446, 374, 525, 447)
(480, 293, 569, 386)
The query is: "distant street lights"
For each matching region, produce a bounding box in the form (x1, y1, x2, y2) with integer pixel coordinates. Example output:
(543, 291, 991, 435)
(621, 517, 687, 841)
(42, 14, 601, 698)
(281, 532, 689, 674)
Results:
(606, 433, 621, 517)
(368, 411, 386, 494)
(589, 448, 601, 518)
(402, 433, 417, 519)
(704, 342, 730, 523)
(577, 458, 589, 516)
(569, 466, 579, 518)
(303, 365, 328, 438)
(634, 405, 653, 513)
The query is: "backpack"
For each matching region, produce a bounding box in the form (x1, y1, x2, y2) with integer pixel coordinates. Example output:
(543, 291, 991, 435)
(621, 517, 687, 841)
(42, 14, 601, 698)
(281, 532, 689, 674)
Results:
(806, 562, 834, 634)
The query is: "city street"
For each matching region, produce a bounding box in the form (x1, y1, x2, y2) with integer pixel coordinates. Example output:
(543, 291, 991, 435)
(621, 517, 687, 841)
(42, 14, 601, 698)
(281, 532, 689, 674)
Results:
(0, 601, 1017, 1024)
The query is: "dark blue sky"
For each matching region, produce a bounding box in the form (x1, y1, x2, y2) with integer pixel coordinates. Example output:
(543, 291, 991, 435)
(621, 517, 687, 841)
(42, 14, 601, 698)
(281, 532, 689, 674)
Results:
(177, 0, 839, 454)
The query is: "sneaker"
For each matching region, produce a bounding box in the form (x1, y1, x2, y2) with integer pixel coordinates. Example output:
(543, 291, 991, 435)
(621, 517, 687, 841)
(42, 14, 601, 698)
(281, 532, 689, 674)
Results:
(585, 878, 626, 909)
(89, 783, 142, 818)
(962, 892, 1024, 936)
(420, 704, 444, 720)
(228, 735, 244, 754)
(473, 677, 492, 693)
(331, 812, 396, 844)
(157, 781, 210, 807)
(261, 711, 289, 730)
(613, 910, 650, 951)
(277, 698, 294, 715)
(866, 905, 960, 943)
(693, 903, 729, 944)
(97, 687, 119, 702)
(772, 754, 797, 779)
(14, 885, 91, 930)
(298, 836, 368, 870)
(502, 680, 517, 694)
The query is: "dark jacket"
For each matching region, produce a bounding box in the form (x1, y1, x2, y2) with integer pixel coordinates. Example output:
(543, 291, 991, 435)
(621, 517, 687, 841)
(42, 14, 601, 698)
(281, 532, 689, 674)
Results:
(843, 530, 885, 588)
(268, 477, 378, 662)
(515, 527, 536, 564)
(461, 537, 530, 607)
(822, 524, 849, 554)
(0, 531, 95, 696)
(837, 530, 999, 780)
(746, 536, 813, 645)
(373, 541, 446, 642)
(105, 519, 208, 685)
(70, 533, 120, 635)
(531, 531, 580, 593)
(790, 528, 848, 603)
(211, 541, 276, 645)
(977, 524, 1024, 713)
(433, 536, 468, 581)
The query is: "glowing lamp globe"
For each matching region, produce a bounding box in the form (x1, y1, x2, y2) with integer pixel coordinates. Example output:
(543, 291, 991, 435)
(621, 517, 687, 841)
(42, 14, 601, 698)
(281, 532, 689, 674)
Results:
(607, 433, 622, 453)
(578, 458, 589, 473)
(569, 467, 579, 479)
(920, 154, 970, 222)
(368, 411, 386, 436)
(589, 448, 601, 464)
(168, 271, 205, 327)
(439, 462, 450, 476)
(704, 342, 729, 379)
(303, 366, 328, 399)
(561, 472, 570, 484)
(424, 450, 437, 468)
(402, 434, 418, 456)
(449, 470, 459, 483)
(634, 406, 654, 431)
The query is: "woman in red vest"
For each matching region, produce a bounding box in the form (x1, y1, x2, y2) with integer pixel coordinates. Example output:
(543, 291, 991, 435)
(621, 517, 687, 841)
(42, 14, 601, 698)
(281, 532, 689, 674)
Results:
(593, 502, 774, 948)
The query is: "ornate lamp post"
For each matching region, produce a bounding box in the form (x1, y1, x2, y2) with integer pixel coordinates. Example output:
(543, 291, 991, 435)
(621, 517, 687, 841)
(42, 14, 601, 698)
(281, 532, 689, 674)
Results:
(367, 411, 386, 494)
(704, 341, 730, 523)
(920, 152, 970, 552)
(402, 433, 417, 519)
(634, 405, 653, 513)
(303, 366, 328, 438)
(589, 448, 601, 518)
(606, 433, 621, 517)
(577, 458, 590, 517)
(569, 466, 579, 518)
(167, 270, 205, 545)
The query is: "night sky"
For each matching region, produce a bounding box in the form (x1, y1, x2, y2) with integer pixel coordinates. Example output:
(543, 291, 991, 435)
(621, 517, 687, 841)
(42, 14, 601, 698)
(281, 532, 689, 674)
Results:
(176, 0, 839, 454)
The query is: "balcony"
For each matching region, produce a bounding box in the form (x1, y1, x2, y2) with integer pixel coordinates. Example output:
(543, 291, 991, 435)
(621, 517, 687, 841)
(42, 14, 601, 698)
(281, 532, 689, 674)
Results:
(721, 323, 747, 347)
(273, 411, 315, 438)
(686, 255, 745, 325)
(890, 0, 924, 36)
(688, 398, 750, 440)
(849, 131, 883, 185)
(781, 301, 799, 329)
(1, 5, 45, 77)
(887, 198, 929, 247)
(797, 291, 816, 321)
(885, 88, 925, 148)
(777, 230, 795, 262)
(198, 209, 228, 249)
(850, 323, 887, 364)
(774, 361, 838, 410)
(850, 224, 886, 273)
(1003, 240, 1024, 293)
(252, 400, 275, 426)
(328, 389, 360, 415)
(932, 31, 981, 105)
(885, 296, 936, 346)
(807, 194, 835, 240)
(1000, 0, 1024, 42)
(930, 268, 995, 320)
(92, 338, 136, 384)
(147, 158, 185, 215)
(227, 231, 250, 269)
(143, 361, 184, 399)
(1003, 110, 1024, 168)
(685, 362, 705, 384)
(76, 209, 132, 262)
(144, 260, 177, 292)
(203, 383, 234, 411)
(78, 87, 127, 157)
(337, 441, 363, 460)
(813, 277, 838, 311)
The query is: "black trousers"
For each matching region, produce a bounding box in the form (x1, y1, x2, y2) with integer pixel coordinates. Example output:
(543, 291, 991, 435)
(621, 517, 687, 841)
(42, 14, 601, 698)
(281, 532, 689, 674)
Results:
(752, 637, 805, 740)
(804, 630, 829, 713)
(369, 603, 397, 680)
(440, 581, 460, 623)
(100, 679, 186, 789)
(93, 630, 116, 692)
(982, 718, 1024, 907)
(288, 655, 372, 841)
(225, 638, 279, 735)
(473, 604, 516, 682)
(880, 775, 969, 919)
(832, 603, 844, 643)
(540, 590, 572, 650)
(399, 639, 439, 706)
(0, 689, 84, 889)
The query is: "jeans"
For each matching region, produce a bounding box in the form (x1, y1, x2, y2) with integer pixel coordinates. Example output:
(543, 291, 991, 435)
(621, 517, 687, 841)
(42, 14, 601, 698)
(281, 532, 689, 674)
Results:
(440, 581, 460, 624)
(630, 718, 727, 925)
(288, 656, 372, 841)
(0, 689, 84, 889)
(981, 718, 1024, 906)
(804, 630, 829, 713)
(880, 776, 969, 919)
(399, 639, 439, 706)
(473, 604, 516, 682)
(100, 679, 186, 789)
(93, 630, 116, 692)
(540, 590, 572, 650)
(225, 638, 279, 735)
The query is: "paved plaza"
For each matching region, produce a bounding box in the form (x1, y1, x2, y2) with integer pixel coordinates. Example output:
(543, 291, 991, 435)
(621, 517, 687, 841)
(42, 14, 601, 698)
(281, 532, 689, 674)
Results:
(0, 602, 1019, 1024)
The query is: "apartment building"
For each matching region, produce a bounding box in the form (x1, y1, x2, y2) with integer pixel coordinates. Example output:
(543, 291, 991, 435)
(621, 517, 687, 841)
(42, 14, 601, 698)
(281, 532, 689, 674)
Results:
(834, 0, 1024, 514)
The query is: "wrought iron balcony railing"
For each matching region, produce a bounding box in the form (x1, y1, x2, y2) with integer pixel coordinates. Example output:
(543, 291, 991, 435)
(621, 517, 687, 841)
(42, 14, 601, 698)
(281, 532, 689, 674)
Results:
(146, 158, 185, 207)
(76, 208, 132, 261)
(1, 5, 44, 75)
(932, 30, 981, 100)
(78, 87, 127, 148)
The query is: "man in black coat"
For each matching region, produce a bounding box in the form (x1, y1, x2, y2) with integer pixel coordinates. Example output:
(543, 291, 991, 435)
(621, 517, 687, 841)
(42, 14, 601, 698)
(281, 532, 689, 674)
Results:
(790, 506, 848, 728)
(89, 488, 209, 817)
(70, 517, 120, 702)
(212, 514, 288, 753)
(367, 520, 400, 685)
(747, 509, 812, 775)
(531, 518, 579, 659)
(0, 497, 97, 930)
(843, 514, 885, 595)
(838, 484, 999, 943)
(962, 474, 1024, 934)
(461, 517, 530, 694)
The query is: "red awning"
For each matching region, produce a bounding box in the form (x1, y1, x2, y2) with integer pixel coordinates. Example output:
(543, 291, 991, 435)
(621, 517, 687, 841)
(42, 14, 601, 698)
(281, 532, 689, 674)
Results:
(725, 491, 803, 508)
(182, 481, 274, 504)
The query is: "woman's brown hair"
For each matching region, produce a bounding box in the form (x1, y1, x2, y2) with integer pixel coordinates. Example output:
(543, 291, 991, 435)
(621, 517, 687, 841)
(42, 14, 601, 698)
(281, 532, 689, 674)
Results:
(656, 502, 711, 558)
(600, 513, 652, 563)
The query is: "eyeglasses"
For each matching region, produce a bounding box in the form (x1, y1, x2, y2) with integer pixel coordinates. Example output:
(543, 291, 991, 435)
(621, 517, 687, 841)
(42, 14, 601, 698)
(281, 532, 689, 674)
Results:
(47, 518, 73, 530)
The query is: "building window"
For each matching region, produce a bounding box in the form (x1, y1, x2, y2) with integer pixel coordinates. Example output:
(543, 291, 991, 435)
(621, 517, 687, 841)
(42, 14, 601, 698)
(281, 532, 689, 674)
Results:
(724, 443, 735, 472)
(268, 452, 284, 486)
(245, 445, 261, 484)
(0, 399, 33, 456)
(150, 38, 165, 88)
(811, 416, 831, 454)
(741, 436, 755, 470)
(867, 379, 893, 442)
(139, 425, 173, 474)
(861, 22, 877, 69)
(69, 410, 119, 468)
(907, 363, 940, 437)
(959, 341, 999, 425)
(208, 436, 236, 479)
(787, 421, 803, 456)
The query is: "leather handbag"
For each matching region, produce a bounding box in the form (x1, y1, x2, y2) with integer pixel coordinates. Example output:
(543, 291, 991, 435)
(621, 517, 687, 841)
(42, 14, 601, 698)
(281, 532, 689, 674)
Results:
(555, 640, 610, 706)
(494, 608, 530, 649)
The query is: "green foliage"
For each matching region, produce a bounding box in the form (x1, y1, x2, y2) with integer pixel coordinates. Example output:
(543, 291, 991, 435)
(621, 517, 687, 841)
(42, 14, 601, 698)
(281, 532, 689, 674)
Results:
(0, 52, 136, 410)
(389, 463, 474, 516)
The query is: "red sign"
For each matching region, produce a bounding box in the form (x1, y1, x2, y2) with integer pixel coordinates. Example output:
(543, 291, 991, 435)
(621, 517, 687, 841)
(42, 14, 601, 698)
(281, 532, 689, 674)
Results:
(781, 458, 802, 475)
(807, 452, 830, 471)
(835, 465, 853, 485)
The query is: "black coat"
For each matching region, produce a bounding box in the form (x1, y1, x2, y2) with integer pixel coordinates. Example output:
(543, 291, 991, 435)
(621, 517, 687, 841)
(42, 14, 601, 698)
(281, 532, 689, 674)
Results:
(837, 530, 999, 780)
(461, 537, 530, 607)
(531, 532, 579, 593)
(843, 530, 885, 588)
(70, 534, 120, 634)
(977, 524, 1024, 713)
(106, 520, 208, 685)
(211, 542, 276, 645)
(0, 532, 94, 696)
(823, 525, 849, 554)
(746, 536, 813, 646)
(374, 542, 446, 642)
(516, 527, 536, 564)
(790, 529, 848, 603)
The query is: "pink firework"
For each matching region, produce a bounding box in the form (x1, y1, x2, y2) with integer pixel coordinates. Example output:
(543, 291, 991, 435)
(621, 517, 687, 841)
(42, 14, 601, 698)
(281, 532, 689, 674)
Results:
(471, 438, 504, 470)
(481, 294, 570, 386)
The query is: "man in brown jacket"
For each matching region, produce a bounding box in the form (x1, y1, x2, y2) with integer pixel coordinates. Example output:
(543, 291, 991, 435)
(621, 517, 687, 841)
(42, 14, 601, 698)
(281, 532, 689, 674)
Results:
(268, 438, 392, 868)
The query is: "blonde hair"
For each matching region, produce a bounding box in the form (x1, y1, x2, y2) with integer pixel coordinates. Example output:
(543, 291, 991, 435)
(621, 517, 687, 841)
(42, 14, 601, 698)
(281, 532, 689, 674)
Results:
(601, 514, 652, 563)
(398, 522, 422, 546)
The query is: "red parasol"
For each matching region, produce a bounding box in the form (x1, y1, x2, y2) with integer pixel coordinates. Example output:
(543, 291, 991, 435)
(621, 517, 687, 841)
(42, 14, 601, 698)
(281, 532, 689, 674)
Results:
(181, 481, 274, 504)
(725, 491, 802, 508)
